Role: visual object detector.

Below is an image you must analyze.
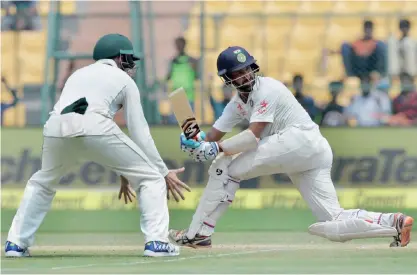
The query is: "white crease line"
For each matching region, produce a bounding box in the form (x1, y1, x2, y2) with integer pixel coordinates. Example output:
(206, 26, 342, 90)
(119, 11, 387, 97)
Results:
(1, 268, 30, 272)
(52, 263, 97, 270)
(51, 248, 280, 270)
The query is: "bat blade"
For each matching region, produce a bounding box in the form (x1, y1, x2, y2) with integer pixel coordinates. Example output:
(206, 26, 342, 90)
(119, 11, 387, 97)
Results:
(168, 87, 201, 139)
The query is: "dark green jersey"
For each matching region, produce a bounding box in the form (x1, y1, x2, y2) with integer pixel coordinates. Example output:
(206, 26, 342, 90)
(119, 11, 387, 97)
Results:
(168, 55, 198, 102)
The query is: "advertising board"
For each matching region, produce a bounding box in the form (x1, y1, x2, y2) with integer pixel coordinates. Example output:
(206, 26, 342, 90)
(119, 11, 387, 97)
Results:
(2, 127, 416, 188)
(2, 188, 416, 210)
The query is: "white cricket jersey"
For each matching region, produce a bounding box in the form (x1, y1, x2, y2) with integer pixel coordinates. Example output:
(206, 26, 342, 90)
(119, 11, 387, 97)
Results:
(213, 76, 314, 138)
(45, 59, 169, 176)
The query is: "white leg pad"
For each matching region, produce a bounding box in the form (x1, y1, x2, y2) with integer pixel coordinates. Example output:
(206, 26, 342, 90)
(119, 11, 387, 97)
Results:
(186, 154, 236, 239)
(308, 219, 398, 242)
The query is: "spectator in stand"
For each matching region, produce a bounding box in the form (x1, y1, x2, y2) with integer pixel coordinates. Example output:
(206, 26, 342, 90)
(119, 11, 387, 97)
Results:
(320, 81, 346, 127)
(344, 75, 392, 127)
(1, 77, 19, 126)
(341, 20, 386, 79)
(292, 74, 318, 121)
(166, 37, 199, 110)
(388, 73, 417, 126)
(1, 1, 41, 31)
(388, 19, 417, 85)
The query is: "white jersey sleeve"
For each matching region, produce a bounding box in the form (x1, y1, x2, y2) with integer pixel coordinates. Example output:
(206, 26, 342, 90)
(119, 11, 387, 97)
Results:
(213, 101, 244, 133)
(121, 80, 169, 177)
(249, 86, 279, 124)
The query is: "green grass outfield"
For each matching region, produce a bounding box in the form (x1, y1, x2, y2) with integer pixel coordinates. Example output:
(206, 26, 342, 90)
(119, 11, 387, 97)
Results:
(1, 209, 416, 274)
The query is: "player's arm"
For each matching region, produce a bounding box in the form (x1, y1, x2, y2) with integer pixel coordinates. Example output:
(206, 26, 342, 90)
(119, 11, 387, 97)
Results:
(188, 96, 277, 161)
(205, 127, 226, 142)
(166, 59, 174, 81)
(122, 80, 170, 177)
(247, 121, 269, 138)
(205, 102, 244, 142)
(216, 93, 280, 157)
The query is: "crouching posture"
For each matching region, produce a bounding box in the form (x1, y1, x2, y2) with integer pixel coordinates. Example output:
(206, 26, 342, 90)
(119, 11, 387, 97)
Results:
(5, 34, 190, 258)
(169, 46, 413, 248)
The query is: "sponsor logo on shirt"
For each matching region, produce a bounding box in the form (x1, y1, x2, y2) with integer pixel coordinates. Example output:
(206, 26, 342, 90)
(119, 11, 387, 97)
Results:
(237, 103, 247, 116)
(257, 100, 268, 114)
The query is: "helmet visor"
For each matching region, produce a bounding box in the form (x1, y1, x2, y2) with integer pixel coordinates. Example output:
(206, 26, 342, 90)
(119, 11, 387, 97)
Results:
(120, 50, 141, 61)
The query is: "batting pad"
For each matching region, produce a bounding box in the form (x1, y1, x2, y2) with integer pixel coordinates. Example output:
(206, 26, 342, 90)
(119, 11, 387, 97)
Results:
(308, 219, 398, 242)
(186, 154, 236, 239)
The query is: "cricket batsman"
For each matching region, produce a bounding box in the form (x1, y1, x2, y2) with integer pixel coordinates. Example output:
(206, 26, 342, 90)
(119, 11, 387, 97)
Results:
(5, 33, 190, 257)
(169, 46, 414, 248)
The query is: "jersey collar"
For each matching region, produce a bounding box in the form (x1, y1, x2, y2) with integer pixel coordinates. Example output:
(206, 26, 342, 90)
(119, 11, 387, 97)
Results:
(95, 59, 118, 67)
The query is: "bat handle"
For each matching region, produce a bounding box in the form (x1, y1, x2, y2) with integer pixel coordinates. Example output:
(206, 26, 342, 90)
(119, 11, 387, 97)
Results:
(184, 130, 201, 141)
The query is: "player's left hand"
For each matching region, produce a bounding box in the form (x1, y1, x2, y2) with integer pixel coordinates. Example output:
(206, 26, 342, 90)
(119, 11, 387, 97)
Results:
(192, 141, 219, 162)
(180, 131, 206, 154)
(118, 175, 136, 204)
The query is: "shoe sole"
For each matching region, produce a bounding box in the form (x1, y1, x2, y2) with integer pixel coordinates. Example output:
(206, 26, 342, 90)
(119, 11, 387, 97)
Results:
(143, 250, 180, 257)
(5, 251, 30, 257)
(168, 230, 212, 249)
(168, 234, 212, 249)
(401, 216, 414, 247)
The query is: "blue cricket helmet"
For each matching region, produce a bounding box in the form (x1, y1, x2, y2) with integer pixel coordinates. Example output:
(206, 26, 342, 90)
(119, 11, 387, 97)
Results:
(217, 46, 258, 77)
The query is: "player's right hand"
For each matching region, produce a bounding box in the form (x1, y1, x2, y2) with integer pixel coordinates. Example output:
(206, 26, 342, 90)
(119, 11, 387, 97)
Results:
(165, 167, 191, 202)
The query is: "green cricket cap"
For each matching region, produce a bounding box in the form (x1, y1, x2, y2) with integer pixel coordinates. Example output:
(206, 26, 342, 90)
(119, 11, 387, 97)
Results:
(93, 33, 141, 61)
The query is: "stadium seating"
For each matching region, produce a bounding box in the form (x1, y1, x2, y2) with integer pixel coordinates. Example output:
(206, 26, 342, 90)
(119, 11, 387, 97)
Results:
(18, 31, 47, 84)
(181, 0, 417, 123)
(38, 1, 76, 16)
(298, 1, 334, 14)
(0, 0, 76, 86)
(264, 1, 300, 13)
(0, 1, 75, 126)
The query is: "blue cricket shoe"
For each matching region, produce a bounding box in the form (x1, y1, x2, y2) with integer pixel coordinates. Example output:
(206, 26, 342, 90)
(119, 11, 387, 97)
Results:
(143, 241, 180, 257)
(5, 241, 30, 257)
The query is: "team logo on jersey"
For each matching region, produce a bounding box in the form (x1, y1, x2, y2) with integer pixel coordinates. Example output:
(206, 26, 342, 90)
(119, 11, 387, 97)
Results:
(237, 53, 246, 63)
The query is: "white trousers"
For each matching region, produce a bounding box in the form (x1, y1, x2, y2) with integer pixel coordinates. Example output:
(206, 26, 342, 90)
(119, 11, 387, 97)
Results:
(7, 133, 169, 248)
(195, 125, 394, 237)
(229, 125, 341, 221)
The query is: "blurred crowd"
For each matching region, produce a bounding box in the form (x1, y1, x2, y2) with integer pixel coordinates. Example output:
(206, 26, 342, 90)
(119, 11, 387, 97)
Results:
(163, 17, 417, 127)
(1, 0, 40, 31)
(287, 72, 416, 127)
(323, 18, 417, 126)
(1, 2, 416, 128)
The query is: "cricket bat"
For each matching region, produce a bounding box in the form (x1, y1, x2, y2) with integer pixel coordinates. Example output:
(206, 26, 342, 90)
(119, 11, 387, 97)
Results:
(168, 87, 201, 140)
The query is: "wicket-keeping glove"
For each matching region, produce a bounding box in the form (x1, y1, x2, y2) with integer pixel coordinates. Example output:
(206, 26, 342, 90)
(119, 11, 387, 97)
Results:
(180, 131, 206, 154)
(192, 141, 219, 162)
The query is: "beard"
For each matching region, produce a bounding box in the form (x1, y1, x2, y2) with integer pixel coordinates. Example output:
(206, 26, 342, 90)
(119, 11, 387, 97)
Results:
(238, 83, 253, 93)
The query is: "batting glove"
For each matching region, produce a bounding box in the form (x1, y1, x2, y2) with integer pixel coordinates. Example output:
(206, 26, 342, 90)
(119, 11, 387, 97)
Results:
(192, 141, 219, 162)
(180, 131, 206, 154)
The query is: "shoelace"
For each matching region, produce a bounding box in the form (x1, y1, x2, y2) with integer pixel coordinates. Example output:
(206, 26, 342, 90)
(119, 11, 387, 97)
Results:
(154, 243, 172, 252)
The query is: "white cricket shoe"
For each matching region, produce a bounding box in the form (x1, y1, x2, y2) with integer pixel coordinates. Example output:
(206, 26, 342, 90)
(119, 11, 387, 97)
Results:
(169, 229, 212, 248)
